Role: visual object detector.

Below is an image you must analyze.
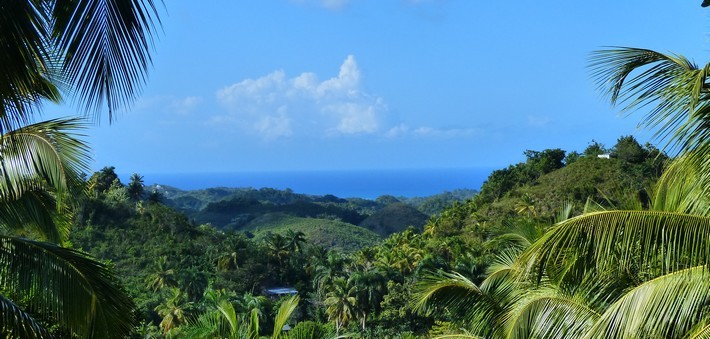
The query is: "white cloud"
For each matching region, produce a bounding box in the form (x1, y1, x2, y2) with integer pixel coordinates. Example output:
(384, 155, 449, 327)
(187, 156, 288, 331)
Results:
(385, 123, 482, 138)
(326, 102, 380, 134)
(217, 71, 286, 106)
(171, 96, 202, 115)
(215, 55, 385, 139)
(134, 95, 203, 116)
(254, 111, 293, 140)
(289, 0, 350, 10)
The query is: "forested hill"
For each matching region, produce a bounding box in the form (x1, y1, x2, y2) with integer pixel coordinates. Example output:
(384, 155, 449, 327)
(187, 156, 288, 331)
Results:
(147, 183, 476, 237)
(68, 135, 669, 337)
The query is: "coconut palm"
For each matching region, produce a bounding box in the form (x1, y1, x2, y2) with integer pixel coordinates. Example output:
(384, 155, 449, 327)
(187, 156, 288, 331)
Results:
(324, 277, 359, 334)
(154, 287, 193, 335)
(127, 173, 145, 201)
(415, 43, 710, 338)
(181, 293, 299, 339)
(285, 229, 307, 253)
(0, 0, 161, 336)
(0, 118, 140, 338)
(589, 47, 710, 201)
(349, 268, 387, 331)
(2, 0, 161, 126)
(147, 255, 177, 292)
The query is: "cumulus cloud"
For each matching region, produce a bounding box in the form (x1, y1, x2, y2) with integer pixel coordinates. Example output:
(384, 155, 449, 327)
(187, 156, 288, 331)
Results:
(215, 55, 385, 139)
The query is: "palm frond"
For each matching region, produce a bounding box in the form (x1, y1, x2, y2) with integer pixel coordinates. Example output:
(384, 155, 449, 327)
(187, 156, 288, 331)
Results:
(688, 323, 710, 339)
(181, 312, 225, 339)
(518, 210, 710, 282)
(653, 154, 710, 216)
(589, 47, 709, 156)
(505, 295, 599, 339)
(273, 295, 300, 339)
(555, 200, 575, 223)
(413, 271, 507, 337)
(0, 236, 135, 338)
(0, 294, 52, 338)
(0, 189, 70, 243)
(181, 300, 244, 339)
(0, 1, 61, 134)
(484, 247, 522, 278)
(0, 118, 89, 243)
(51, 0, 162, 120)
(582, 197, 607, 214)
(585, 266, 710, 338)
(284, 321, 339, 339)
(0, 118, 90, 203)
(216, 299, 239, 336)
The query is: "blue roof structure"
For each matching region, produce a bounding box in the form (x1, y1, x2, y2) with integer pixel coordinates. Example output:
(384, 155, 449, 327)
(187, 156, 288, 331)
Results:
(266, 287, 298, 295)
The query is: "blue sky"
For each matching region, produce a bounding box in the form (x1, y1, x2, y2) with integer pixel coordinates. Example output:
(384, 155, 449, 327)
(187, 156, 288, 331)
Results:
(47, 1, 709, 174)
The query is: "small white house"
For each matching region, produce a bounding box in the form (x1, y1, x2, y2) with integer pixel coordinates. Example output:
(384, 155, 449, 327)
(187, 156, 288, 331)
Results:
(597, 153, 611, 159)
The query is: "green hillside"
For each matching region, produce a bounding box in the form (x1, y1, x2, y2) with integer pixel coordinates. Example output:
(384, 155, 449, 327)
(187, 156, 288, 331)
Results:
(359, 203, 429, 236)
(246, 213, 381, 252)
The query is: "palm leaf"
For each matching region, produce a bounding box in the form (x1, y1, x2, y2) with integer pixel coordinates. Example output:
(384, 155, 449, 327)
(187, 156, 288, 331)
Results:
(0, 1, 61, 134)
(0, 236, 135, 338)
(517, 210, 710, 282)
(590, 47, 709, 156)
(413, 271, 508, 337)
(585, 266, 710, 338)
(181, 312, 225, 339)
(0, 118, 90, 204)
(273, 295, 300, 339)
(0, 118, 90, 243)
(688, 323, 710, 339)
(285, 321, 339, 339)
(50, 0, 162, 120)
(217, 299, 239, 336)
(505, 295, 599, 339)
(0, 294, 51, 339)
(653, 154, 710, 217)
(0, 189, 70, 244)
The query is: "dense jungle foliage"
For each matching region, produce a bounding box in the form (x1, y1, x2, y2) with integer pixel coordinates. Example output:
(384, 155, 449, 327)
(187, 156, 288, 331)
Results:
(66, 135, 670, 337)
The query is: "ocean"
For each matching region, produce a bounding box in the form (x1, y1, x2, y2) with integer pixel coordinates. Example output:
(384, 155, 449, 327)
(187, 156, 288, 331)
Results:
(133, 168, 493, 199)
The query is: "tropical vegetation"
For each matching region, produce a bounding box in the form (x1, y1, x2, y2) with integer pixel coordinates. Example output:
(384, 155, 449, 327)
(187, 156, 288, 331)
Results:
(65, 134, 665, 337)
(413, 36, 710, 339)
(3, 1, 708, 338)
(0, 0, 160, 337)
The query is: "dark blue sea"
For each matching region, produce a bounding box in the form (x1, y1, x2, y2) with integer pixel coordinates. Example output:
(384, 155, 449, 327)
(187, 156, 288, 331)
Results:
(130, 168, 493, 199)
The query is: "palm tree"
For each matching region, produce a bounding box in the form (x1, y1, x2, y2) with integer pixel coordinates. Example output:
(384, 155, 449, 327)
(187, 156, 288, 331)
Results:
(349, 268, 386, 331)
(285, 229, 307, 253)
(2, 0, 160, 125)
(0, 119, 138, 338)
(147, 255, 177, 292)
(181, 288, 260, 339)
(324, 277, 359, 334)
(266, 232, 291, 265)
(313, 251, 347, 296)
(181, 292, 300, 339)
(0, 0, 161, 337)
(127, 172, 145, 201)
(415, 46, 710, 337)
(514, 193, 537, 218)
(154, 287, 193, 335)
(589, 47, 709, 203)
